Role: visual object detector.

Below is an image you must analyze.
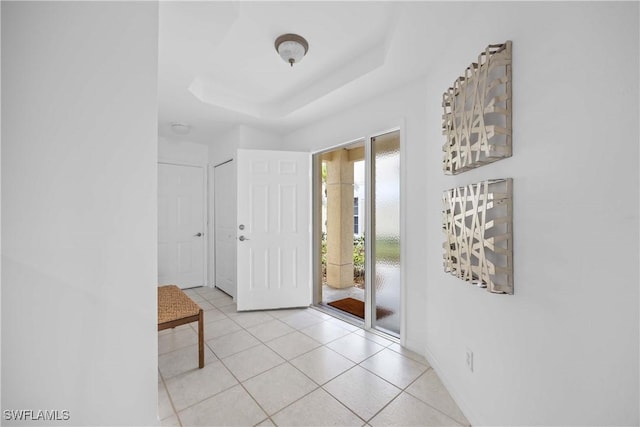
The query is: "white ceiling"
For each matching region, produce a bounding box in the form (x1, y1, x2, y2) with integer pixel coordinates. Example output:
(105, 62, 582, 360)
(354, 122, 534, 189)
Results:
(158, 1, 450, 144)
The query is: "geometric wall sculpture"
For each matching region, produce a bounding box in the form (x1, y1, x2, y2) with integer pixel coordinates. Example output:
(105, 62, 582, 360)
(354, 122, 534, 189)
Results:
(442, 178, 513, 294)
(442, 41, 512, 174)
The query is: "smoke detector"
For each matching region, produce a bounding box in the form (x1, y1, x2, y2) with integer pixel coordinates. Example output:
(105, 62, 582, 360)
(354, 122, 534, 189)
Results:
(170, 122, 191, 135)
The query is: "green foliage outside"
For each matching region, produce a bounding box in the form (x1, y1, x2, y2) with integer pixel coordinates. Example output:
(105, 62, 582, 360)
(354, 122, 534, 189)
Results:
(353, 235, 365, 283)
(321, 232, 327, 271)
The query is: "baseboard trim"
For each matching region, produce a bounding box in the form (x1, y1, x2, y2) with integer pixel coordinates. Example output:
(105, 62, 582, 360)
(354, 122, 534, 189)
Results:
(424, 346, 480, 426)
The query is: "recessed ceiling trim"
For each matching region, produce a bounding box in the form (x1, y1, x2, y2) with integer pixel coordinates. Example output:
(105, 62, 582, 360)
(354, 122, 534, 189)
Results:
(266, 40, 388, 118)
(189, 34, 389, 120)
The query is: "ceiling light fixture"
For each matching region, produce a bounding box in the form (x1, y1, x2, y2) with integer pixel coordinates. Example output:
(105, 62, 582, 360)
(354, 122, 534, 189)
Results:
(170, 122, 191, 135)
(274, 33, 309, 67)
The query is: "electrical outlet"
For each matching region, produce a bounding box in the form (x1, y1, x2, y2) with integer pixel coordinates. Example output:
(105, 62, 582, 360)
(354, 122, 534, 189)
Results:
(466, 348, 474, 373)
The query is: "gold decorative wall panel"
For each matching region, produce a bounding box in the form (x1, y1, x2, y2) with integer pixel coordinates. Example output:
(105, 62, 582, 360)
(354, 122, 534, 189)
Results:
(442, 179, 513, 294)
(442, 41, 512, 174)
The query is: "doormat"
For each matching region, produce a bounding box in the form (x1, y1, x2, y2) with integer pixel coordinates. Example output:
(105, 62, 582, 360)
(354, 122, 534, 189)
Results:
(327, 297, 393, 320)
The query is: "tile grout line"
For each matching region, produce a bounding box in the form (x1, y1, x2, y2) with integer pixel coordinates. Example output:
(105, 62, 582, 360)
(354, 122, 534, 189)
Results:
(368, 365, 463, 427)
(262, 332, 323, 359)
(163, 308, 339, 423)
(212, 305, 295, 423)
(401, 368, 468, 426)
(329, 347, 406, 424)
(162, 296, 270, 419)
(207, 336, 263, 360)
(359, 366, 428, 425)
(158, 370, 183, 427)
(353, 351, 446, 424)
(163, 351, 239, 415)
(163, 287, 460, 426)
(225, 305, 360, 425)
(298, 329, 432, 425)
(167, 365, 250, 416)
(211, 323, 294, 426)
(264, 336, 399, 425)
(318, 364, 377, 425)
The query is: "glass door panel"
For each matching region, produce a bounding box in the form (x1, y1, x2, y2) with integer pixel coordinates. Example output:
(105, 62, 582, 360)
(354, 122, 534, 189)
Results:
(316, 142, 366, 322)
(371, 130, 401, 335)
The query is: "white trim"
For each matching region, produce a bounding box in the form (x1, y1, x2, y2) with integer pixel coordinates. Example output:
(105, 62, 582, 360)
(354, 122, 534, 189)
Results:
(204, 165, 209, 287)
(210, 158, 236, 296)
(364, 136, 373, 330)
(311, 155, 322, 306)
(158, 160, 205, 169)
(213, 158, 233, 168)
(207, 164, 215, 289)
(311, 136, 365, 156)
(157, 161, 208, 287)
(398, 120, 408, 347)
(306, 153, 314, 307)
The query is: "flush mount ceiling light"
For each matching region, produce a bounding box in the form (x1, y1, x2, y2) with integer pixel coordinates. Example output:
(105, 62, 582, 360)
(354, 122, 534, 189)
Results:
(170, 122, 191, 135)
(274, 34, 309, 67)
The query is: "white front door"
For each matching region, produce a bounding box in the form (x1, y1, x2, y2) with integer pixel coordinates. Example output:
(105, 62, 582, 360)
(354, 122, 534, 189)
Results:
(158, 163, 206, 288)
(214, 160, 237, 298)
(236, 149, 311, 311)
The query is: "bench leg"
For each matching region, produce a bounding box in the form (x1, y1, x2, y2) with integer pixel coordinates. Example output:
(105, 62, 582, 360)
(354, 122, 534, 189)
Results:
(198, 309, 204, 369)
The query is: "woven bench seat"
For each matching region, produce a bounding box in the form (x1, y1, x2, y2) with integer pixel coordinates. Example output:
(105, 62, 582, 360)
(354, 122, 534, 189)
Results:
(158, 285, 204, 368)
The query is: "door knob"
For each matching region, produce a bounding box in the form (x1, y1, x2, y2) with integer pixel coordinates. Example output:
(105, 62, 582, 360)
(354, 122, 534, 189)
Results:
(239, 235, 249, 241)
(195, 232, 202, 237)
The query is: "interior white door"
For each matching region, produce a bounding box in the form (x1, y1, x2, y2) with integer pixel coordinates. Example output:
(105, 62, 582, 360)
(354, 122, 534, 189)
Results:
(158, 163, 205, 289)
(214, 160, 237, 298)
(236, 149, 311, 311)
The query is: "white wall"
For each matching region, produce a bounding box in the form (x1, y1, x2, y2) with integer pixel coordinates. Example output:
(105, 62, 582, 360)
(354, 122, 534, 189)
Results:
(281, 68, 428, 351)
(159, 136, 208, 166)
(238, 125, 284, 151)
(209, 126, 241, 166)
(283, 77, 428, 354)
(208, 124, 284, 166)
(284, 2, 639, 425)
(1, 2, 159, 426)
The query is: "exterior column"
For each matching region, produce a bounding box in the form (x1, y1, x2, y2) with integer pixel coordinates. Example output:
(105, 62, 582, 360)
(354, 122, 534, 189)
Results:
(326, 149, 354, 289)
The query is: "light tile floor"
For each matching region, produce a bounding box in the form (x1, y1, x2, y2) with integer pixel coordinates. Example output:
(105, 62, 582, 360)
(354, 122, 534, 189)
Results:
(159, 286, 470, 427)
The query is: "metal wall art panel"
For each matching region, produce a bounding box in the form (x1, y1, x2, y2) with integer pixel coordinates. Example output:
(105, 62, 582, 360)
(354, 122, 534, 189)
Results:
(442, 179, 513, 294)
(442, 41, 512, 174)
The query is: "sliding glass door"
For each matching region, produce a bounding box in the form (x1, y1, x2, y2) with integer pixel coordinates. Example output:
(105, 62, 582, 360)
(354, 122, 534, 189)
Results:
(313, 130, 401, 337)
(369, 131, 401, 335)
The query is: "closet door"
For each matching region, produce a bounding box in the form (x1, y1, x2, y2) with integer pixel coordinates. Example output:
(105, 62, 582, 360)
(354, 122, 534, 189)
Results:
(158, 163, 206, 288)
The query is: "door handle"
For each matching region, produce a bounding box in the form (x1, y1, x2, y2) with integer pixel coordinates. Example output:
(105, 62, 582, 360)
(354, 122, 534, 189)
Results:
(195, 232, 202, 237)
(239, 235, 249, 241)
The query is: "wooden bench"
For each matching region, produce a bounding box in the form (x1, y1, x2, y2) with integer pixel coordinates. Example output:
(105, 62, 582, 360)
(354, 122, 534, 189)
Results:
(158, 285, 204, 368)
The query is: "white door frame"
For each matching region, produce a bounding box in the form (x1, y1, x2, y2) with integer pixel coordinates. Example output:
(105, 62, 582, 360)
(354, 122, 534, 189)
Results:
(310, 123, 407, 345)
(209, 158, 236, 297)
(311, 136, 365, 308)
(158, 160, 208, 287)
(208, 163, 216, 290)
